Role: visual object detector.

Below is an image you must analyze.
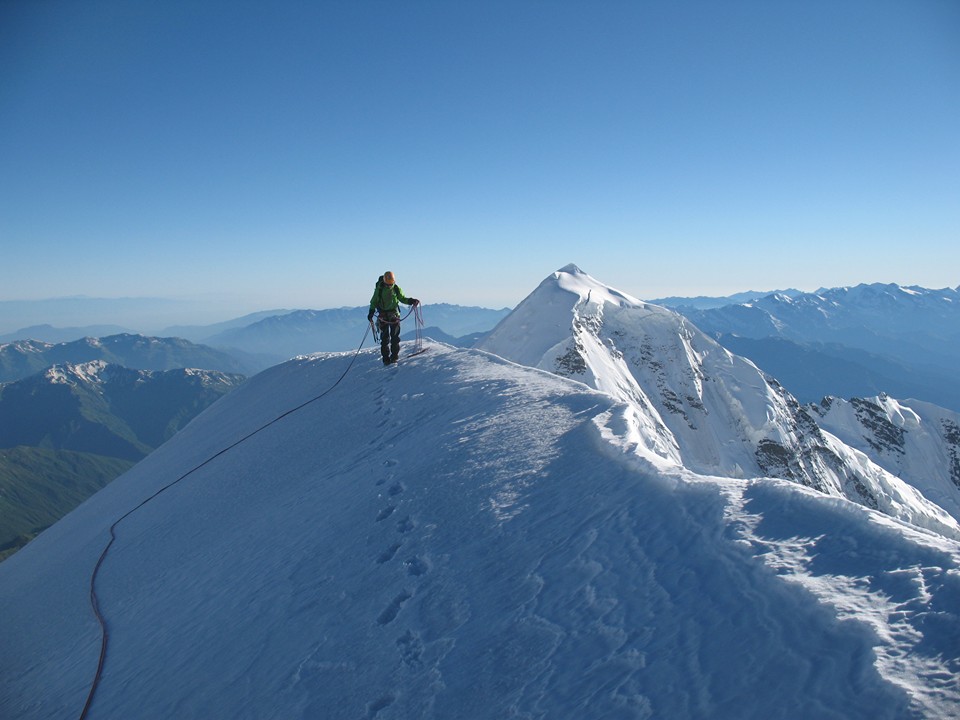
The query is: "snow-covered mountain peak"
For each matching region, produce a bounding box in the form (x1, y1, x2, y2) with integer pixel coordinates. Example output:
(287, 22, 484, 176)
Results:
(478, 269, 960, 538)
(1, 339, 51, 354)
(43, 360, 112, 385)
(554, 265, 643, 308)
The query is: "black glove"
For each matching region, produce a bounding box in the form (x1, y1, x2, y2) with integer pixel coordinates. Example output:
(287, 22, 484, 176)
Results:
(367, 310, 374, 321)
(410, 298, 420, 306)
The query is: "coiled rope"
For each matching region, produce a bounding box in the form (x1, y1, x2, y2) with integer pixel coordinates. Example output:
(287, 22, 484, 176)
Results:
(78, 325, 371, 719)
(370, 302, 425, 356)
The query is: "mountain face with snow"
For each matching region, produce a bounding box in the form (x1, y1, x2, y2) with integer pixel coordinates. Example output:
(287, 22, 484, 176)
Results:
(477, 266, 959, 539)
(1, 268, 959, 719)
(811, 394, 960, 524)
(0, 360, 245, 461)
(0, 333, 258, 383)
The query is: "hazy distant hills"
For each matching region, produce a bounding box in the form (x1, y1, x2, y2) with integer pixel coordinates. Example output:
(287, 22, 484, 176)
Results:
(1, 304, 511, 363)
(201, 304, 511, 357)
(648, 288, 804, 310)
(0, 324, 134, 344)
(663, 283, 960, 412)
(0, 333, 262, 382)
(204, 308, 361, 357)
(0, 361, 245, 558)
(160, 309, 297, 343)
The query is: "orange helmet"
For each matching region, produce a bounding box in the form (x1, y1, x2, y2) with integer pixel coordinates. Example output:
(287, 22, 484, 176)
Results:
(383, 271, 395, 285)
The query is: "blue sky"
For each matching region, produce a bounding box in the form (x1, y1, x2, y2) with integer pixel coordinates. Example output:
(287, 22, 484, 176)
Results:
(1, 0, 958, 321)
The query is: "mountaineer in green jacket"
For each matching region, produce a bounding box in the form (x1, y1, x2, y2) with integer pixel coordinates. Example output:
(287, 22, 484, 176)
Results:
(368, 271, 419, 365)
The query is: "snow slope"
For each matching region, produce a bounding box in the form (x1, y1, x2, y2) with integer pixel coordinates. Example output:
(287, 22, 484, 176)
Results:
(812, 395, 960, 524)
(1, 342, 959, 719)
(478, 265, 960, 539)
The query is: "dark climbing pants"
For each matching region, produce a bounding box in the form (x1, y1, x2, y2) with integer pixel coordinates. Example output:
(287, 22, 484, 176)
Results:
(379, 320, 401, 361)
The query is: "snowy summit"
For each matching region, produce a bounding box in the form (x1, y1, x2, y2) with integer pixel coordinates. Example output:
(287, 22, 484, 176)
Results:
(1, 267, 959, 719)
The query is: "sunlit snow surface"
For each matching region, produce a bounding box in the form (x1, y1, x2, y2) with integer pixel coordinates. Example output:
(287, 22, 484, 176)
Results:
(1, 341, 959, 719)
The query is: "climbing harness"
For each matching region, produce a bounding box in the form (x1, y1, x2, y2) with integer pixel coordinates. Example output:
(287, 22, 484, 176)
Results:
(77, 324, 373, 719)
(371, 303, 425, 356)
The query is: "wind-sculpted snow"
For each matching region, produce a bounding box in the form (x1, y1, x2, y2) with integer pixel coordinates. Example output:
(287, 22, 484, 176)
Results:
(1, 343, 959, 718)
(478, 266, 960, 539)
(719, 477, 960, 714)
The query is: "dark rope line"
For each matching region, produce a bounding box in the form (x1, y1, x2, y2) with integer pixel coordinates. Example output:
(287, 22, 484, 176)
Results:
(78, 326, 371, 719)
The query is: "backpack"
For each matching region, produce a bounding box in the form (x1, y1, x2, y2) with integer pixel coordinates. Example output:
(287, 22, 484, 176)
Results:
(374, 276, 401, 314)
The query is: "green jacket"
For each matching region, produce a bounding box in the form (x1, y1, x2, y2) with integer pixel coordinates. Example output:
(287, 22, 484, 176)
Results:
(369, 281, 413, 316)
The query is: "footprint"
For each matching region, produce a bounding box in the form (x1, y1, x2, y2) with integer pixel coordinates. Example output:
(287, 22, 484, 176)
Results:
(404, 556, 428, 577)
(396, 516, 415, 534)
(377, 542, 402, 564)
(367, 694, 396, 718)
(377, 590, 412, 625)
(396, 630, 424, 668)
(376, 506, 396, 522)
(388, 482, 404, 497)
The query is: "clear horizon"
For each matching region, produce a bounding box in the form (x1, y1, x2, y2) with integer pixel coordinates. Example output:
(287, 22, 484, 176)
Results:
(2, 1, 958, 315)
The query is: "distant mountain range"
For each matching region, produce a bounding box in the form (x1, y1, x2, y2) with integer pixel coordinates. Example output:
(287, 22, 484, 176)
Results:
(0, 333, 264, 382)
(0, 324, 134, 344)
(647, 288, 804, 310)
(200, 304, 511, 358)
(0, 296, 210, 336)
(160, 310, 297, 343)
(0, 361, 245, 558)
(1, 305, 511, 363)
(662, 283, 960, 412)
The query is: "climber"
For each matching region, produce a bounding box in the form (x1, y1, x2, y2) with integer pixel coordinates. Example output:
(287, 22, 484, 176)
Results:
(367, 271, 419, 365)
